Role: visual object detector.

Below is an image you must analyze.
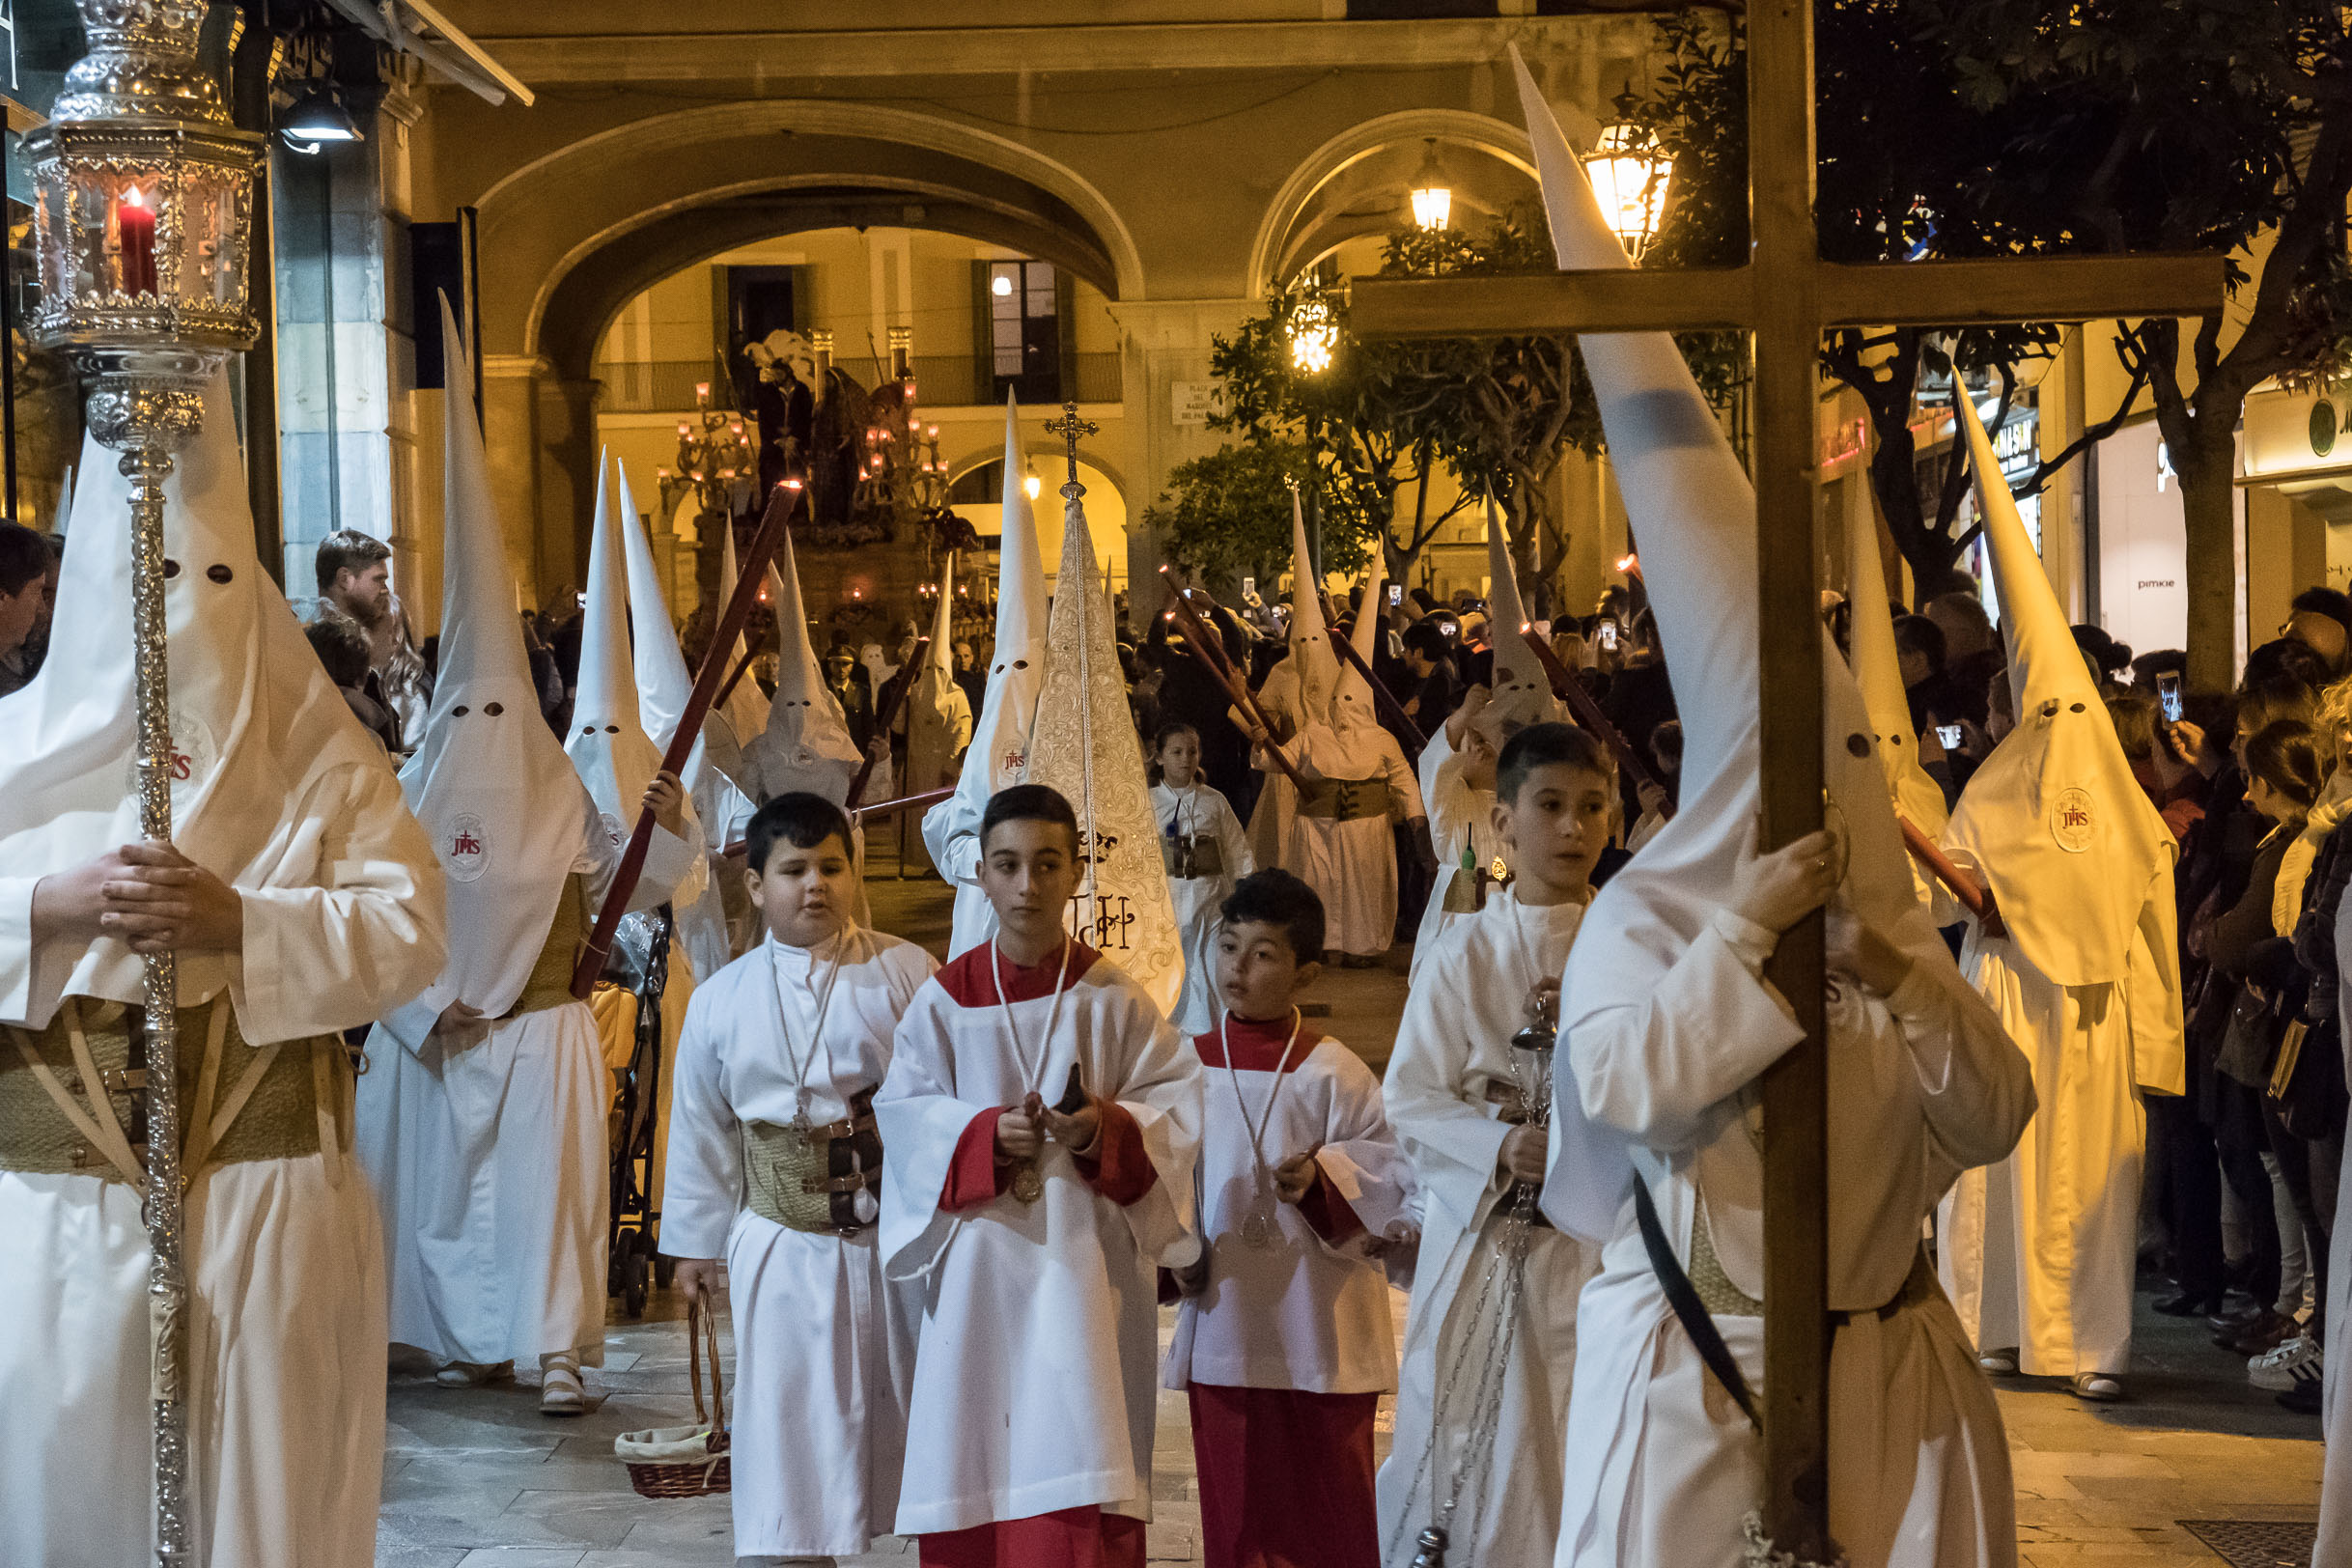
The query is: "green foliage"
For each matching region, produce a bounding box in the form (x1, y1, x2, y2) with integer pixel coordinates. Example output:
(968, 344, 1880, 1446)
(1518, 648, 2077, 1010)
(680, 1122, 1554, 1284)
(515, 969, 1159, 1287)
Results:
(1144, 440, 1370, 587)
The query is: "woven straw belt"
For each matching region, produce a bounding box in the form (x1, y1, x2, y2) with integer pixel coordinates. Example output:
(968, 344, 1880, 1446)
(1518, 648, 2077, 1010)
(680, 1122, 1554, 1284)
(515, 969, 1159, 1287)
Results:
(0, 995, 353, 1190)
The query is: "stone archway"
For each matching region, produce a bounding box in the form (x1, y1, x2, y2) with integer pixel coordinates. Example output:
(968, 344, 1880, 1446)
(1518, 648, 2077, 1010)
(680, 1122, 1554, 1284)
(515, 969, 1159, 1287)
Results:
(467, 100, 1146, 597)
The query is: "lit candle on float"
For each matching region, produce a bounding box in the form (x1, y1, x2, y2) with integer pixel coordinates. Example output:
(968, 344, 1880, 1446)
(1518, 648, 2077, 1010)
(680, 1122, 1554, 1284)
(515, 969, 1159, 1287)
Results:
(116, 186, 157, 295)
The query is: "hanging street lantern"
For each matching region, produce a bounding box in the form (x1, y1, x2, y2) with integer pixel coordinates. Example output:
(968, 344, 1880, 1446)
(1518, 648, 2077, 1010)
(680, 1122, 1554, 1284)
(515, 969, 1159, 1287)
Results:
(1408, 137, 1451, 233)
(1287, 290, 1337, 376)
(21, 4, 265, 1563)
(1581, 121, 1674, 261)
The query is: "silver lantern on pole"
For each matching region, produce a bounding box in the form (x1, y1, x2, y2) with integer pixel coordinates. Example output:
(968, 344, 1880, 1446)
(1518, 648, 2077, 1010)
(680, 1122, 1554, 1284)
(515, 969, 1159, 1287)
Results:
(21, 3, 263, 1563)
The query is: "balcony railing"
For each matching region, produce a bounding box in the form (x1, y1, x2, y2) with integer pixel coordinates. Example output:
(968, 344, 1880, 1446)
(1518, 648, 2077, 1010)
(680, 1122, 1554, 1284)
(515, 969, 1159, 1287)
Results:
(593, 352, 1122, 414)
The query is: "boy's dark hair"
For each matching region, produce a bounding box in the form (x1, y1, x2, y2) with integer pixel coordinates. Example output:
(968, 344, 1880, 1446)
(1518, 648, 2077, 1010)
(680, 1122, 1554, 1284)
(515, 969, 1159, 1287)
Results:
(981, 782, 1079, 852)
(314, 528, 392, 596)
(1153, 720, 1201, 752)
(304, 611, 373, 688)
(746, 791, 855, 874)
(1497, 721, 1613, 804)
(1219, 868, 1325, 963)
(0, 521, 49, 597)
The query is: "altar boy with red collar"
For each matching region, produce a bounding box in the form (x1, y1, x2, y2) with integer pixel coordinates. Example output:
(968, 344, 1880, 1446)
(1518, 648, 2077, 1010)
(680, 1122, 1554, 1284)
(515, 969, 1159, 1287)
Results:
(877, 783, 1205, 1568)
(1163, 868, 1417, 1568)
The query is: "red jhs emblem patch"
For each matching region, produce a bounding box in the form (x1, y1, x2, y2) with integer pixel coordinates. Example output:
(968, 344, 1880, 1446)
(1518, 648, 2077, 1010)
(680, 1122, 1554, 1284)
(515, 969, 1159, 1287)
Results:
(445, 813, 490, 882)
(2051, 786, 2095, 854)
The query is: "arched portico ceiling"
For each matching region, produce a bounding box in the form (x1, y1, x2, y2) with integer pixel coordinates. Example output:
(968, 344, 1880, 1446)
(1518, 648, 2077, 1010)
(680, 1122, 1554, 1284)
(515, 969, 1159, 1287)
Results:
(1246, 109, 1542, 297)
(474, 98, 1145, 368)
(541, 176, 1120, 383)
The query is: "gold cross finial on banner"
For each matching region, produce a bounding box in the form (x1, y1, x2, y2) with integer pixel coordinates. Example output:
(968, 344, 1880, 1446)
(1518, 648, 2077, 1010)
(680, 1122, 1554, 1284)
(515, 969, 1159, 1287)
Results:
(1044, 401, 1097, 502)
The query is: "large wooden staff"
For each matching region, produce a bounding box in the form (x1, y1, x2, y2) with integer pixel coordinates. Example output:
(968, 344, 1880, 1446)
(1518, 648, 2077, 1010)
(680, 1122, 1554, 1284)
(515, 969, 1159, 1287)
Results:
(846, 637, 931, 810)
(570, 484, 798, 998)
(714, 642, 762, 708)
(852, 784, 957, 825)
(1317, 590, 1427, 750)
(1155, 572, 1309, 791)
(1520, 624, 1668, 803)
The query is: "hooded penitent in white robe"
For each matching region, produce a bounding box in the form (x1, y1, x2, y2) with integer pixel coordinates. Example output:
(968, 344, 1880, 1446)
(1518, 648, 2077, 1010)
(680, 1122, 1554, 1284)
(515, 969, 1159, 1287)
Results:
(1151, 779, 1254, 1037)
(0, 372, 445, 1568)
(615, 456, 751, 980)
(1165, 1015, 1414, 1568)
(901, 554, 975, 874)
(925, 395, 1050, 958)
(1245, 491, 1327, 873)
(663, 927, 937, 1559)
(1935, 394, 2186, 1381)
(1514, 53, 2035, 1568)
(1411, 501, 1566, 978)
(1379, 889, 1596, 1568)
(877, 941, 1204, 1547)
(1263, 534, 1425, 958)
(357, 309, 695, 1377)
(1021, 477, 1187, 1016)
(745, 528, 865, 807)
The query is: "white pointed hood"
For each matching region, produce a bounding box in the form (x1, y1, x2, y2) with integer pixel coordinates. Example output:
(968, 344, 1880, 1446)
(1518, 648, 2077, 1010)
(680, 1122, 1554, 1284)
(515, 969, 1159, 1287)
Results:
(1514, 49, 1953, 1240)
(1944, 393, 2173, 989)
(715, 518, 770, 744)
(907, 552, 972, 790)
(567, 452, 670, 849)
(614, 457, 744, 806)
(1482, 498, 1568, 737)
(746, 525, 861, 803)
(1020, 476, 1185, 1015)
(1331, 542, 1385, 736)
(390, 297, 596, 1033)
(0, 369, 392, 1026)
(1846, 498, 1950, 910)
(1285, 489, 1340, 726)
(963, 394, 1049, 799)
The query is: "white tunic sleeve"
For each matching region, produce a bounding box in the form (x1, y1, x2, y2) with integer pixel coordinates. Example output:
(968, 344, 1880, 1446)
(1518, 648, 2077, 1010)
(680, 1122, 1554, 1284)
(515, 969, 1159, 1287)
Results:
(229, 760, 446, 1043)
(1879, 954, 2036, 1189)
(874, 981, 994, 1282)
(1312, 1046, 1418, 1253)
(1378, 732, 1426, 822)
(1384, 966, 1511, 1228)
(579, 811, 698, 914)
(660, 980, 742, 1259)
(1569, 908, 1805, 1151)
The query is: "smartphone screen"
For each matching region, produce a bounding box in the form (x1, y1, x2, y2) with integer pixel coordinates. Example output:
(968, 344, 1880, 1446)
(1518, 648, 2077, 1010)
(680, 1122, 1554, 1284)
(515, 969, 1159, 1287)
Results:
(1242, 576, 1255, 599)
(1387, 583, 1403, 607)
(1936, 723, 1964, 749)
(2157, 671, 2184, 724)
(1598, 621, 1618, 650)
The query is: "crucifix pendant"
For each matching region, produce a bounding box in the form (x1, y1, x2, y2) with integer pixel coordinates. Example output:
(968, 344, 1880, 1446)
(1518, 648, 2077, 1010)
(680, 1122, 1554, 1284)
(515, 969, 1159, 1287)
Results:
(1237, 1206, 1275, 1249)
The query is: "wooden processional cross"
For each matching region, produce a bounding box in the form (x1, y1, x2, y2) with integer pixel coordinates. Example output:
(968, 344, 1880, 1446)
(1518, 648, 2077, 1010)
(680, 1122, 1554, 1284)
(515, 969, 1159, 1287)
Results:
(1349, 3, 2221, 1556)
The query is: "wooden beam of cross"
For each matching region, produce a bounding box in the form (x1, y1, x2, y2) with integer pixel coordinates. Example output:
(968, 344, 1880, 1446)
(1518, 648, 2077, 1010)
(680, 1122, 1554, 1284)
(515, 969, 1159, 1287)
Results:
(1346, 7, 2223, 1558)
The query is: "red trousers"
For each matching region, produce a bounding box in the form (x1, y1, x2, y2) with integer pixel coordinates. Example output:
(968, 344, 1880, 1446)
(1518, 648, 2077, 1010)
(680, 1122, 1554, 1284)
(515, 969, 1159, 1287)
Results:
(918, 1506, 1147, 1568)
(1188, 1383, 1382, 1568)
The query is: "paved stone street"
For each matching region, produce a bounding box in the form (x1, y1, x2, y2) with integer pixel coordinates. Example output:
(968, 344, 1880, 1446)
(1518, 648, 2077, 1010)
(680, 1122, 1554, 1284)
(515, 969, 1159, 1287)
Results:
(377, 867, 2326, 1567)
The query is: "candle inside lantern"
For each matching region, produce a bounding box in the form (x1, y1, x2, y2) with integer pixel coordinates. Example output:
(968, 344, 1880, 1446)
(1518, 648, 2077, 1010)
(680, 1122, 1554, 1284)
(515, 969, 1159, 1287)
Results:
(677, 421, 690, 437)
(116, 186, 158, 296)
(695, 381, 712, 407)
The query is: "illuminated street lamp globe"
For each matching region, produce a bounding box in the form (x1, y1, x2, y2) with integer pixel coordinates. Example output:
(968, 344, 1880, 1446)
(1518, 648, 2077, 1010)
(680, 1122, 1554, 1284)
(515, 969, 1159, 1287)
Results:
(1408, 137, 1451, 233)
(1582, 121, 1673, 261)
(1288, 292, 1337, 376)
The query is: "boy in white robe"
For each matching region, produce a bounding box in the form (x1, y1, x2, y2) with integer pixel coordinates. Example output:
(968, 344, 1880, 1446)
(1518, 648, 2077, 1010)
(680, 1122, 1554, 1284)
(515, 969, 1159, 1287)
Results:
(1512, 52, 2036, 1568)
(358, 307, 698, 1417)
(878, 783, 1204, 1568)
(1150, 720, 1254, 1036)
(1379, 723, 1615, 1568)
(665, 793, 936, 1566)
(1165, 868, 1414, 1568)
(0, 375, 445, 1568)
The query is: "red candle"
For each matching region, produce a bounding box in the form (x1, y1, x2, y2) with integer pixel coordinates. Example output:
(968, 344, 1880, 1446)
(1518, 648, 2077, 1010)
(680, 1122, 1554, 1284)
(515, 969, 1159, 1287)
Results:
(116, 188, 157, 296)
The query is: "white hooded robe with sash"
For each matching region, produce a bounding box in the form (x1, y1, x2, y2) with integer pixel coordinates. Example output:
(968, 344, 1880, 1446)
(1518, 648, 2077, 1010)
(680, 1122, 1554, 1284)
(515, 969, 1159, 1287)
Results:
(357, 311, 694, 1374)
(0, 374, 444, 1568)
(1935, 394, 2186, 1379)
(1513, 54, 2036, 1568)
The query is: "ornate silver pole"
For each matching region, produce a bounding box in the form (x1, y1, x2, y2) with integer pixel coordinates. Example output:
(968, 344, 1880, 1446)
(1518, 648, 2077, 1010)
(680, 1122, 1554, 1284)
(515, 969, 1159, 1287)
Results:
(24, 6, 263, 1563)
